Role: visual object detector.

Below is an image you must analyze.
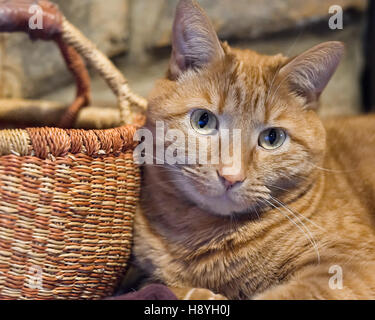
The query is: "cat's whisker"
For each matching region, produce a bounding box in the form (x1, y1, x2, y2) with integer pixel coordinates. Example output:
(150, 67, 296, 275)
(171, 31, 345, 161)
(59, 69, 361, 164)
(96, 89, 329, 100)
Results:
(247, 191, 271, 199)
(278, 171, 310, 183)
(247, 185, 271, 193)
(229, 211, 240, 233)
(181, 167, 199, 174)
(266, 196, 321, 264)
(264, 185, 324, 228)
(270, 195, 326, 232)
(257, 182, 327, 233)
(266, 198, 320, 264)
(269, 196, 319, 237)
(253, 202, 262, 220)
(264, 183, 291, 193)
(306, 161, 359, 174)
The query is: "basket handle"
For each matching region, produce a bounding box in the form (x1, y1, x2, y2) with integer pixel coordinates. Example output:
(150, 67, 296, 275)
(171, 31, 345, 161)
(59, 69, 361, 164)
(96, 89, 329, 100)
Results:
(60, 18, 148, 126)
(0, 0, 91, 128)
(0, 0, 147, 126)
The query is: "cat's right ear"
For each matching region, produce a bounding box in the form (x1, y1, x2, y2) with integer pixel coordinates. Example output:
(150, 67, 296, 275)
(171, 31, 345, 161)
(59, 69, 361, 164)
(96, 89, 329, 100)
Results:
(169, 0, 225, 80)
(277, 41, 345, 106)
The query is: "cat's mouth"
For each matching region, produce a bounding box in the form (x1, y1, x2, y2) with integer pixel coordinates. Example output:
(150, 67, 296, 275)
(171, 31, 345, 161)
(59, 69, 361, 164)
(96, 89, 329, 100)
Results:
(192, 189, 266, 218)
(230, 207, 264, 220)
(173, 169, 269, 218)
(219, 193, 267, 218)
(203, 198, 266, 219)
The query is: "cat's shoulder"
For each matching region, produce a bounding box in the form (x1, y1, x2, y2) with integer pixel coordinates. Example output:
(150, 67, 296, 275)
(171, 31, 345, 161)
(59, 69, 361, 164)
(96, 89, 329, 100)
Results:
(323, 114, 375, 152)
(322, 114, 375, 132)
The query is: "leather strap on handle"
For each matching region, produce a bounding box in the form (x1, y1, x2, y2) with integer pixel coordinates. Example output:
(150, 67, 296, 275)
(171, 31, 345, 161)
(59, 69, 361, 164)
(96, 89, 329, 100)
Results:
(55, 37, 90, 128)
(0, 0, 62, 40)
(61, 18, 148, 126)
(0, 0, 90, 128)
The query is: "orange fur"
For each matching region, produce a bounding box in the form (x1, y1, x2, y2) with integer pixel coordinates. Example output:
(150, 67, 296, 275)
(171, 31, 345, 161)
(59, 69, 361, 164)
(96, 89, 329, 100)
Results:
(133, 0, 375, 300)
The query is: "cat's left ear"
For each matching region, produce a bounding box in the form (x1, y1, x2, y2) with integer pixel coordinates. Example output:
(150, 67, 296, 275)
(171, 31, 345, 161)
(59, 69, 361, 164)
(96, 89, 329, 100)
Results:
(169, 0, 225, 80)
(277, 41, 345, 105)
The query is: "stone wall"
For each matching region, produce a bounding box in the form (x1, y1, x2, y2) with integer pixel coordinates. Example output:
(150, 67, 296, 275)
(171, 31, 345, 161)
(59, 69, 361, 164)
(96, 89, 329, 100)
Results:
(129, 0, 366, 58)
(0, 0, 369, 117)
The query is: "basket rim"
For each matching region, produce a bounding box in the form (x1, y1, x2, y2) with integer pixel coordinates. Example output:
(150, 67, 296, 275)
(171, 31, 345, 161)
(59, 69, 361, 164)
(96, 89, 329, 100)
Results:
(0, 124, 140, 159)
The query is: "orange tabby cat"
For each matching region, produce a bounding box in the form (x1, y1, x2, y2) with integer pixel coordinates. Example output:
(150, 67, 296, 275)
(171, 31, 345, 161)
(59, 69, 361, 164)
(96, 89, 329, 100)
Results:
(133, 0, 375, 299)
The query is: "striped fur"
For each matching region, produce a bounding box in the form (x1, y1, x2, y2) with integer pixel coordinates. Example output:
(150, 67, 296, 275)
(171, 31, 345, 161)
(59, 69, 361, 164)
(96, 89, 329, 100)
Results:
(133, 1, 375, 300)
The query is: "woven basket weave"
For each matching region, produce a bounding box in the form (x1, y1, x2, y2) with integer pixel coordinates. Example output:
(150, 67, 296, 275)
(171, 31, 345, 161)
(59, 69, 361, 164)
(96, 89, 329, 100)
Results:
(0, 0, 147, 299)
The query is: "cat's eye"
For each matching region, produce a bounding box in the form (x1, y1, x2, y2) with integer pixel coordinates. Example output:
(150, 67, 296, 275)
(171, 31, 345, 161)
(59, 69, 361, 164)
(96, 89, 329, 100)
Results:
(258, 128, 287, 150)
(190, 109, 218, 135)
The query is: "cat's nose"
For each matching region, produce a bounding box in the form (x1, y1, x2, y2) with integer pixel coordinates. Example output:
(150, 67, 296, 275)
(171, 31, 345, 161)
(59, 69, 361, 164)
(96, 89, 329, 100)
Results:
(217, 170, 245, 189)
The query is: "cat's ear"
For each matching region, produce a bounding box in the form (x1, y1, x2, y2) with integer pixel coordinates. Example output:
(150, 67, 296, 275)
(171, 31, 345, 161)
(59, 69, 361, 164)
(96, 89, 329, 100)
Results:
(277, 41, 345, 105)
(169, 0, 225, 80)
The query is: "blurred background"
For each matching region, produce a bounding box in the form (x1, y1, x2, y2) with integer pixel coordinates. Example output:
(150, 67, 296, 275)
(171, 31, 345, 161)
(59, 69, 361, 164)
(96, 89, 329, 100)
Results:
(0, 0, 372, 126)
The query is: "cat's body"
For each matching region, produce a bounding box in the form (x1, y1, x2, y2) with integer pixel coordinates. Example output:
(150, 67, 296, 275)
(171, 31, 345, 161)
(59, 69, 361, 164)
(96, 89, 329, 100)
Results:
(135, 114, 375, 299)
(133, 0, 375, 299)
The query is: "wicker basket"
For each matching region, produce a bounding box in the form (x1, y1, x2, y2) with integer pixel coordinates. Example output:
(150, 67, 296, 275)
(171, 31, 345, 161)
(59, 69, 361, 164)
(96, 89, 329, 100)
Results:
(0, 0, 147, 299)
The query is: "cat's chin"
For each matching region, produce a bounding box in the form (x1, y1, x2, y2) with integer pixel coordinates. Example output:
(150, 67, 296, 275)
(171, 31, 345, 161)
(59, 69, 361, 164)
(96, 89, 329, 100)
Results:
(204, 201, 263, 219)
(179, 182, 262, 218)
(203, 201, 263, 219)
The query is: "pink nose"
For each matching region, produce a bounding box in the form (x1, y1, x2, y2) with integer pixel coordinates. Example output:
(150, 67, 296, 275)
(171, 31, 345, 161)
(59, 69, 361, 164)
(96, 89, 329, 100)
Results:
(217, 170, 245, 189)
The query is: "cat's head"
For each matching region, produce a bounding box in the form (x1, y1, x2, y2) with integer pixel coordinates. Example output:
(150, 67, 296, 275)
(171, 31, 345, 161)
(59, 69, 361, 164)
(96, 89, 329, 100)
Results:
(145, 0, 344, 217)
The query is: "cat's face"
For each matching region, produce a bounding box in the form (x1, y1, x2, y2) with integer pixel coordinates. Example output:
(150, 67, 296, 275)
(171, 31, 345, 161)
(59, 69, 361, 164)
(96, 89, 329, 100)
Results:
(145, 0, 344, 217)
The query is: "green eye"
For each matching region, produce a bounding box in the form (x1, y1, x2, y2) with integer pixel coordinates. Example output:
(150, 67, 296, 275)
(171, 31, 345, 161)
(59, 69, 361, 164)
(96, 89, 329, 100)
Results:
(190, 109, 218, 135)
(259, 128, 287, 150)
